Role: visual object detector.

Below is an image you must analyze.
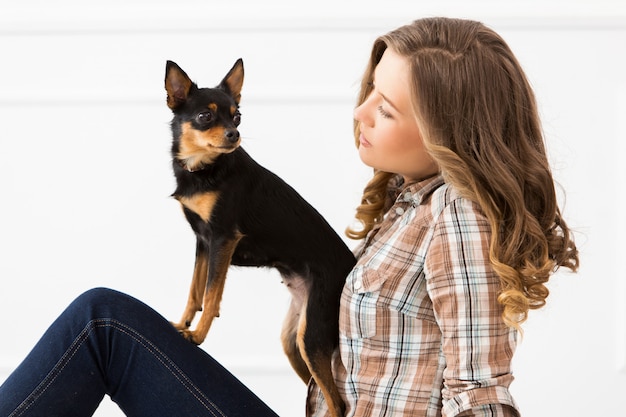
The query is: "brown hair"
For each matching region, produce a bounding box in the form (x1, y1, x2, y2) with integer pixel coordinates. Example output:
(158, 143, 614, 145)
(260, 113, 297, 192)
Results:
(347, 17, 579, 329)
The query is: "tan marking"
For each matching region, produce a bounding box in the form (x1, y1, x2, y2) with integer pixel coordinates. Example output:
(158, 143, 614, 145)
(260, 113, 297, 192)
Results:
(177, 122, 238, 170)
(282, 298, 313, 383)
(172, 251, 208, 331)
(230, 105, 237, 116)
(224, 60, 244, 104)
(295, 298, 345, 417)
(208, 103, 218, 112)
(176, 192, 219, 223)
(165, 63, 192, 109)
(178, 232, 244, 345)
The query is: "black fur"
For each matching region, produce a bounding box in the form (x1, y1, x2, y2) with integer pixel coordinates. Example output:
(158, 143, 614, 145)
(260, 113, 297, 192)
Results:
(165, 59, 354, 416)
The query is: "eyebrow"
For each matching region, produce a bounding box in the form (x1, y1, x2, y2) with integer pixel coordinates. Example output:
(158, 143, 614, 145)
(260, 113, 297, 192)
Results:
(378, 91, 402, 114)
(372, 69, 403, 115)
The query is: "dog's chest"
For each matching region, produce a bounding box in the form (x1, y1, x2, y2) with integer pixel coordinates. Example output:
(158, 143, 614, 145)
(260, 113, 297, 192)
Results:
(176, 191, 219, 223)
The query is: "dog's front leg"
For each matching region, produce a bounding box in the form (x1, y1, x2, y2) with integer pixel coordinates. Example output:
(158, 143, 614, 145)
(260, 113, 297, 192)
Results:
(180, 233, 243, 345)
(172, 240, 209, 333)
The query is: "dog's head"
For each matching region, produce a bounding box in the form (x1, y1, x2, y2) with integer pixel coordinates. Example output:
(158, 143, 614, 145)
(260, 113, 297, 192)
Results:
(165, 59, 244, 171)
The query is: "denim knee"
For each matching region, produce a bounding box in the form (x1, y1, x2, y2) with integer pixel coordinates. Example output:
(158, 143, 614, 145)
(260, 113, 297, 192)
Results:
(66, 287, 134, 323)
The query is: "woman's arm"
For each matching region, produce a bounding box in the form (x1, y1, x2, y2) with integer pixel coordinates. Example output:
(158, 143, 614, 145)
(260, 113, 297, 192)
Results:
(425, 196, 520, 417)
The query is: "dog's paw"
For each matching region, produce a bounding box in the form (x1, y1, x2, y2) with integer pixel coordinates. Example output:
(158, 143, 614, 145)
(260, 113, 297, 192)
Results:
(170, 320, 190, 331)
(177, 328, 205, 345)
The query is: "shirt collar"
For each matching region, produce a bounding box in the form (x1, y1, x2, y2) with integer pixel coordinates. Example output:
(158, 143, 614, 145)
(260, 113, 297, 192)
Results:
(394, 174, 445, 206)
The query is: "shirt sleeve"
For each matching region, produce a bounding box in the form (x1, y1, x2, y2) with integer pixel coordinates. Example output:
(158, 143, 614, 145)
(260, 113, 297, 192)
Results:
(424, 197, 520, 417)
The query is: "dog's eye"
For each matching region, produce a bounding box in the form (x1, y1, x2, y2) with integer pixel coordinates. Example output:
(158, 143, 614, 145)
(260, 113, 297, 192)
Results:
(196, 112, 213, 124)
(233, 112, 241, 126)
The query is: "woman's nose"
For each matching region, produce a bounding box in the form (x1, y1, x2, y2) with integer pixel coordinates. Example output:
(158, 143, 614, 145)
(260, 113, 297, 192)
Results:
(354, 101, 373, 127)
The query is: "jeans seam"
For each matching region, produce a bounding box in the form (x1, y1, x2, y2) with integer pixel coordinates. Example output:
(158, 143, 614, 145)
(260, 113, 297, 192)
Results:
(98, 319, 227, 417)
(9, 319, 94, 417)
(9, 319, 227, 417)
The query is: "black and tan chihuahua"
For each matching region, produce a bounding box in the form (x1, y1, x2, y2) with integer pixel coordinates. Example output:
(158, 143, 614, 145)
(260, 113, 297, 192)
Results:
(164, 59, 355, 416)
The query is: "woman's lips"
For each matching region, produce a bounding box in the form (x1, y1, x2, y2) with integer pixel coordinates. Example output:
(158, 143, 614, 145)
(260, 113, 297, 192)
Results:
(359, 133, 371, 147)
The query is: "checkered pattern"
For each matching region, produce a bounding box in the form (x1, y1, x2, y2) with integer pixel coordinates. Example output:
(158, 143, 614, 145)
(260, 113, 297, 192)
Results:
(307, 175, 520, 417)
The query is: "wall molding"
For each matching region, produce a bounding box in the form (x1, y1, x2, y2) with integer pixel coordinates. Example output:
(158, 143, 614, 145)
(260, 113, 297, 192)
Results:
(1, 2, 625, 35)
(1, 2, 624, 106)
(0, 90, 354, 107)
(0, 354, 295, 384)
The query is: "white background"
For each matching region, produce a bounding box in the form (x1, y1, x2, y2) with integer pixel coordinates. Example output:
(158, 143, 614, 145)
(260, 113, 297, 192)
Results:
(0, 1, 624, 416)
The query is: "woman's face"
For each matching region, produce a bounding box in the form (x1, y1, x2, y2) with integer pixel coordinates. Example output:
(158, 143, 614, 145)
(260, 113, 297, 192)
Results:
(354, 48, 438, 183)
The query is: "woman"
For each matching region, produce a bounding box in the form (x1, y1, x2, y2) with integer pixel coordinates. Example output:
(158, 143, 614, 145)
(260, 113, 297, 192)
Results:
(308, 17, 578, 416)
(0, 17, 578, 417)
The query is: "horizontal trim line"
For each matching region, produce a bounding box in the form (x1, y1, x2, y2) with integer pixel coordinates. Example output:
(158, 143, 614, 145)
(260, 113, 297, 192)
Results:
(0, 356, 295, 380)
(1, 15, 625, 35)
(0, 92, 355, 107)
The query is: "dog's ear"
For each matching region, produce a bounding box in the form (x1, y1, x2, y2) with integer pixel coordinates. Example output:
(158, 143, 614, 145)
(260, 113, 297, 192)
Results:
(165, 61, 194, 110)
(219, 59, 244, 104)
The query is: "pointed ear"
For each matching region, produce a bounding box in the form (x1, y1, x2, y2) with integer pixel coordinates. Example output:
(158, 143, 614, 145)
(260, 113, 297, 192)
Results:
(165, 61, 193, 110)
(219, 58, 244, 104)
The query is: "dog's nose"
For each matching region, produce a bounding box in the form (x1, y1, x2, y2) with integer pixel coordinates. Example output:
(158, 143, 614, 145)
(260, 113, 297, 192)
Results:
(225, 129, 240, 144)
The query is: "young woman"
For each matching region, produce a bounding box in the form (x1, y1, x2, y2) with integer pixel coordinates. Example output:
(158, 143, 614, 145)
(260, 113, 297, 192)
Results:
(0, 17, 578, 417)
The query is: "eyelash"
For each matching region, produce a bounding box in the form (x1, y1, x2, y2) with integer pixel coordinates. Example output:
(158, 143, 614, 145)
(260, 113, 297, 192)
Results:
(367, 80, 392, 119)
(377, 105, 392, 119)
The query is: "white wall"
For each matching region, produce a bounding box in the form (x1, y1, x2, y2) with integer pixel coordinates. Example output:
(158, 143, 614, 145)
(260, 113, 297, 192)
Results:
(0, 1, 624, 416)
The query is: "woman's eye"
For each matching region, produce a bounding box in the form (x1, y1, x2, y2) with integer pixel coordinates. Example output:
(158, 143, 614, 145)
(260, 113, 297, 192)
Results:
(233, 112, 241, 126)
(196, 112, 213, 124)
(377, 105, 392, 119)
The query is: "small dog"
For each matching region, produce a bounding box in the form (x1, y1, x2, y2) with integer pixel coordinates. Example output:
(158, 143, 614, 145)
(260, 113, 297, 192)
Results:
(164, 59, 355, 416)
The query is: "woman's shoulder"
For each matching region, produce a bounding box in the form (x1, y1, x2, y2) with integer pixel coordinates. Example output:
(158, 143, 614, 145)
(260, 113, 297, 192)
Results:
(427, 181, 487, 224)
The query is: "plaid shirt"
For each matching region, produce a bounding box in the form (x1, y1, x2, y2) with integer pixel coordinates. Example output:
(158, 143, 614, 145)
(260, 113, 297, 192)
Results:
(307, 175, 520, 417)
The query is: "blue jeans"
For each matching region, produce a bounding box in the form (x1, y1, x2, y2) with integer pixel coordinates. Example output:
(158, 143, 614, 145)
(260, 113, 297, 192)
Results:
(0, 288, 280, 417)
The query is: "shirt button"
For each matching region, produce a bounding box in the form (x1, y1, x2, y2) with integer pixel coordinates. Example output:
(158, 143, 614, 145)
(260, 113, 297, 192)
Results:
(395, 207, 405, 215)
(354, 281, 362, 291)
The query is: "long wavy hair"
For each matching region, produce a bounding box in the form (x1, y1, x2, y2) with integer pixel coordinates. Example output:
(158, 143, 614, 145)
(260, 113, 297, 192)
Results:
(346, 17, 579, 329)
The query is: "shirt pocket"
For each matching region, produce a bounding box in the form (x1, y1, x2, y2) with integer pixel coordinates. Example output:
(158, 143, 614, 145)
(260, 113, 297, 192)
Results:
(387, 271, 435, 323)
(340, 267, 385, 339)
